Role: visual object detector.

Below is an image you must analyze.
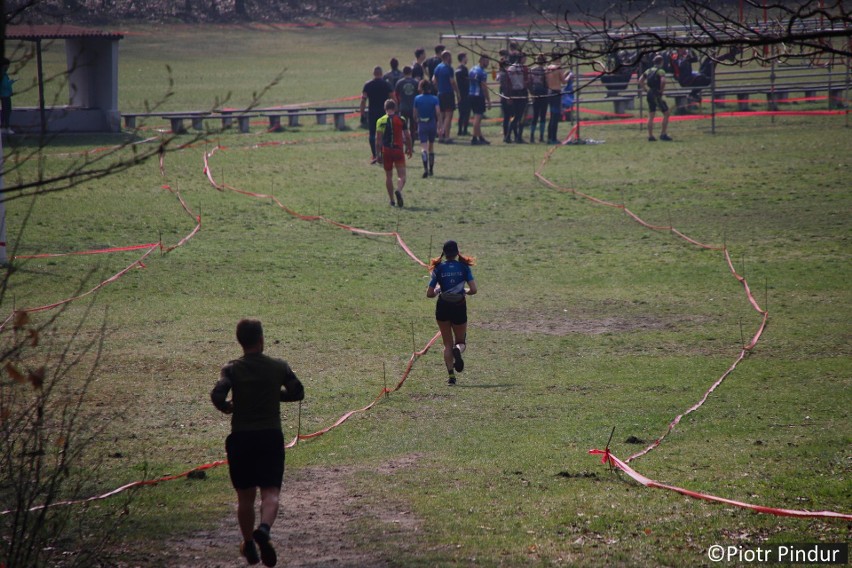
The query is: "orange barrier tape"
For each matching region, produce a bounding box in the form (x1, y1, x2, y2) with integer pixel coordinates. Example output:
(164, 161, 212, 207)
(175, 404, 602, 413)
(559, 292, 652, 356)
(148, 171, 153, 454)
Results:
(0, 460, 228, 515)
(2, 143, 446, 513)
(0, 186, 201, 332)
(537, 117, 849, 519)
(1, 330, 444, 514)
(202, 146, 428, 268)
(0, 245, 159, 334)
(590, 449, 852, 521)
(285, 331, 441, 448)
(14, 243, 161, 259)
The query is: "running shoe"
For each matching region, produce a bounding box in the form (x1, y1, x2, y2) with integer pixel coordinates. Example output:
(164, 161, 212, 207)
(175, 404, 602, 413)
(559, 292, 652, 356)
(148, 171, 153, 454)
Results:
(660, 134, 673, 141)
(479, 137, 491, 145)
(241, 540, 260, 565)
(447, 374, 457, 385)
(252, 527, 277, 567)
(452, 346, 464, 372)
(395, 190, 404, 207)
(648, 135, 656, 142)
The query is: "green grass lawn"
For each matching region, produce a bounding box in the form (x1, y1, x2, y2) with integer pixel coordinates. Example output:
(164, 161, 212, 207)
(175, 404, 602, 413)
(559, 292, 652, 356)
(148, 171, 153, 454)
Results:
(2, 22, 850, 567)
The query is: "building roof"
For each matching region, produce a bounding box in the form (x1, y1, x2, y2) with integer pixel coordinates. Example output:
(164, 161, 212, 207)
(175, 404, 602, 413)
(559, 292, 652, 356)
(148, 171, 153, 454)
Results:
(6, 25, 123, 41)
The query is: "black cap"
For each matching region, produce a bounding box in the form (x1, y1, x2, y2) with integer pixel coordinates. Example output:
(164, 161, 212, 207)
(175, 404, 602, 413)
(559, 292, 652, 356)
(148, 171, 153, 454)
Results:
(442, 240, 459, 256)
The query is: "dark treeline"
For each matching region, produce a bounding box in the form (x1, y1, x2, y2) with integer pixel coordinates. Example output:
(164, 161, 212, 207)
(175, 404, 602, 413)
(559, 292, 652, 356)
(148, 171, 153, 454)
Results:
(3, 0, 740, 25)
(5, 0, 540, 24)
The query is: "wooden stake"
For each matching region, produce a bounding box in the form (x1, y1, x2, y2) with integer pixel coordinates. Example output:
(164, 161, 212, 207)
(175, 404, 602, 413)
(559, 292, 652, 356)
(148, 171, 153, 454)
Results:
(383, 361, 388, 397)
(605, 426, 616, 472)
(295, 401, 302, 446)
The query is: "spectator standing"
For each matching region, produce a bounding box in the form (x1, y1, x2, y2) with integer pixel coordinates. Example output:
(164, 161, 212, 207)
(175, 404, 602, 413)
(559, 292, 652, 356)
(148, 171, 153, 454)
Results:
(561, 69, 575, 122)
(506, 53, 530, 143)
(455, 52, 471, 137)
(468, 54, 491, 146)
(497, 57, 512, 143)
(637, 54, 672, 141)
(528, 54, 549, 143)
(432, 50, 460, 144)
(545, 57, 567, 144)
(211, 319, 305, 568)
(359, 66, 393, 164)
(376, 99, 413, 207)
(1, 59, 16, 135)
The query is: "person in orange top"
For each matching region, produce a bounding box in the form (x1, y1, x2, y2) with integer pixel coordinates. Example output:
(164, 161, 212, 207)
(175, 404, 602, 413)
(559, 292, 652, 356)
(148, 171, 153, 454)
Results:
(376, 99, 413, 207)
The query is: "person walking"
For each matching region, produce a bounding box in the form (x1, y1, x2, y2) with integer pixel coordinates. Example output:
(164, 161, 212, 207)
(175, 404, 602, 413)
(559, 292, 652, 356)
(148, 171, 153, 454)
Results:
(394, 65, 420, 142)
(359, 66, 393, 163)
(468, 54, 491, 145)
(412, 47, 427, 81)
(425, 44, 444, 80)
(432, 50, 460, 144)
(211, 319, 305, 567)
(376, 99, 413, 206)
(637, 54, 672, 141)
(413, 80, 441, 177)
(383, 57, 404, 90)
(426, 240, 477, 386)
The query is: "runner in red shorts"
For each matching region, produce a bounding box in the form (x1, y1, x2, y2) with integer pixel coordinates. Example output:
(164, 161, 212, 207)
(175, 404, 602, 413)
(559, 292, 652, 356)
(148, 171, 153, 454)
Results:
(376, 99, 413, 207)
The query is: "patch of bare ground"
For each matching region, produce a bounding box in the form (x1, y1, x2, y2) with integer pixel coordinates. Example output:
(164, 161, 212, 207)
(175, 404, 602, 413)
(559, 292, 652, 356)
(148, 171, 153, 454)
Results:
(479, 308, 680, 336)
(158, 455, 422, 567)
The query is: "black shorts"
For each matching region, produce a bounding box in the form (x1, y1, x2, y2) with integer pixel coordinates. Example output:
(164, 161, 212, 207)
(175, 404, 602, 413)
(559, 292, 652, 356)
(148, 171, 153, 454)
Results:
(226, 429, 285, 490)
(470, 95, 486, 115)
(435, 298, 467, 325)
(647, 92, 669, 113)
(438, 92, 456, 111)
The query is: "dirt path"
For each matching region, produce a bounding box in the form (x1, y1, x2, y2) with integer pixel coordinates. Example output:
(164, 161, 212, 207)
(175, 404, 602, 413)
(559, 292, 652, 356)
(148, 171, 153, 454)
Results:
(164, 458, 420, 567)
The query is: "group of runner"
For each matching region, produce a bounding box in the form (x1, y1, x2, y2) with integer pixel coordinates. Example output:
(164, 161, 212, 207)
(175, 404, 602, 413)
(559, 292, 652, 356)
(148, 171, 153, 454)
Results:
(212, 238, 476, 566)
(361, 43, 577, 208)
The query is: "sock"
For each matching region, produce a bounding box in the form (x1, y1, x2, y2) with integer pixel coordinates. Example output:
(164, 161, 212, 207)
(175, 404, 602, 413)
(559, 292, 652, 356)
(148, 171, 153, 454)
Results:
(455, 343, 466, 354)
(429, 152, 435, 170)
(259, 522, 270, 534)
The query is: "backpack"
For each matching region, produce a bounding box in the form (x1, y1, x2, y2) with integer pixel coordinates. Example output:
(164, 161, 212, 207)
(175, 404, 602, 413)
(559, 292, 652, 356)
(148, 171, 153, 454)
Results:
(646, 67, 662, 91)
(508, 63, 526, 92)
(530, 66, 547, 95)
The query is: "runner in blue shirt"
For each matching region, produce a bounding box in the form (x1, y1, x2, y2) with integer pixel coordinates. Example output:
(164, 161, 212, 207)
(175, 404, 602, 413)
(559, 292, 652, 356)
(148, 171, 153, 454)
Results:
(432, 50, 460, 144)
(413, 80, 441, 178)
(426, 240, 478, 385)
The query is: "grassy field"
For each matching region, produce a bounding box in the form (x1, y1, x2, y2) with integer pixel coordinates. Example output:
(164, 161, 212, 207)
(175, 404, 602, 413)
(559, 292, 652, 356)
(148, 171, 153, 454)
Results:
(2, 22, 851, 567)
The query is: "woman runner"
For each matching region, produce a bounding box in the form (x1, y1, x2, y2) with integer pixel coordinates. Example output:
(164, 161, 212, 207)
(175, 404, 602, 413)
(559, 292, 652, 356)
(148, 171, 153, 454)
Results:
(426, 240, 477, 385)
